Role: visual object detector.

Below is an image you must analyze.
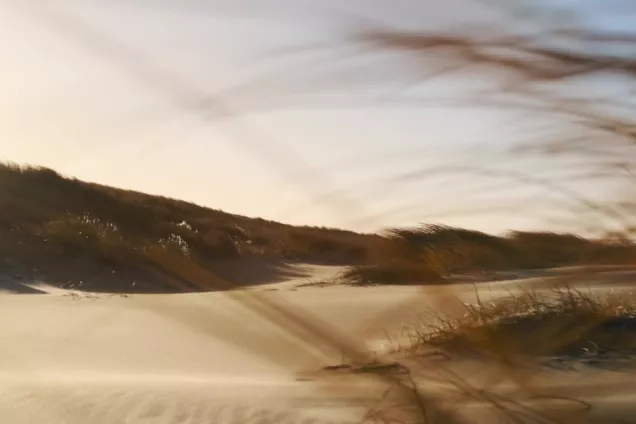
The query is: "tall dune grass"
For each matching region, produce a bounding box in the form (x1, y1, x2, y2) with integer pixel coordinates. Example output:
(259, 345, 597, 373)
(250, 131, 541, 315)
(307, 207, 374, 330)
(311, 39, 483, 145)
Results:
(342, 224, 636, 285)
(403, 287, 636, 360)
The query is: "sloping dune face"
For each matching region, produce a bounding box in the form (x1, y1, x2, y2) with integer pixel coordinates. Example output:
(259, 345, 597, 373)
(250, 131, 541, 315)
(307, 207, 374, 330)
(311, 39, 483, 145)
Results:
(2, 266, 636, 423)
(0, 294, 362, 423)
(0, 273, 401, 424)
(0, 382, 357, 424)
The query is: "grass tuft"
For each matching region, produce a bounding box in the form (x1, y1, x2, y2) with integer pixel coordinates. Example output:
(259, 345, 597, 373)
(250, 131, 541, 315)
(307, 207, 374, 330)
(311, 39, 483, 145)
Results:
(404, 287, 636, 361)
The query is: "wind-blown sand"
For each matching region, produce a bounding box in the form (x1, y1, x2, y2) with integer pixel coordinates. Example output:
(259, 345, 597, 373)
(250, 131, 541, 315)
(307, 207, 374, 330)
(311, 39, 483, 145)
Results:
(1, 264, 636, 423)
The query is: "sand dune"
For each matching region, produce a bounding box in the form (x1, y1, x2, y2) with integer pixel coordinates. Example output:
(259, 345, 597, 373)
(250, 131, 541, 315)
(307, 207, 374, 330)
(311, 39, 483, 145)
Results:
(1, 265, 636, 423)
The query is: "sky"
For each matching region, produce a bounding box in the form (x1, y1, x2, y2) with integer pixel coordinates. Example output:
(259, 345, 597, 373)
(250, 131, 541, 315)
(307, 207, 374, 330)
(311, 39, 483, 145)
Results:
(0, 0, 634, 235)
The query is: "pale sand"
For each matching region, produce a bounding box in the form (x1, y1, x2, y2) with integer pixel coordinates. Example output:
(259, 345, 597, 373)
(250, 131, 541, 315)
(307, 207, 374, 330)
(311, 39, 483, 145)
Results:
(1, 264, 636, 423)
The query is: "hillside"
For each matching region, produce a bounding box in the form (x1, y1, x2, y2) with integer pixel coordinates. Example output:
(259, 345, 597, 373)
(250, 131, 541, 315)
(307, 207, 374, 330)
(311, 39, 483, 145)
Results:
(1, 163, 634, 293)
(0, 163, 375, 293)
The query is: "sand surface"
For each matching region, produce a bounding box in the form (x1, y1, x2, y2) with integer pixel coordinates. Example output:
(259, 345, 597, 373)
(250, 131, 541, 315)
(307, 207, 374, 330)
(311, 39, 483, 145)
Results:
(1, 264, 636, 423)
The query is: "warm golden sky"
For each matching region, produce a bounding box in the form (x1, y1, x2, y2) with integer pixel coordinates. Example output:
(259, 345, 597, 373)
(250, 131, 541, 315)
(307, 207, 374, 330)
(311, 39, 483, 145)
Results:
(1, 0, 632, 234)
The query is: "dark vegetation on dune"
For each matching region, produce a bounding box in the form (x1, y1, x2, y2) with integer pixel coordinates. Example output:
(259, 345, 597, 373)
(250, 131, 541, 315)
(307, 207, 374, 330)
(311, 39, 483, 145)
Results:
(400, 288, 636, 363)
(0, 163, 374, 292)
(1, 163, 634, 292)
(342, 225, 636, 286)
